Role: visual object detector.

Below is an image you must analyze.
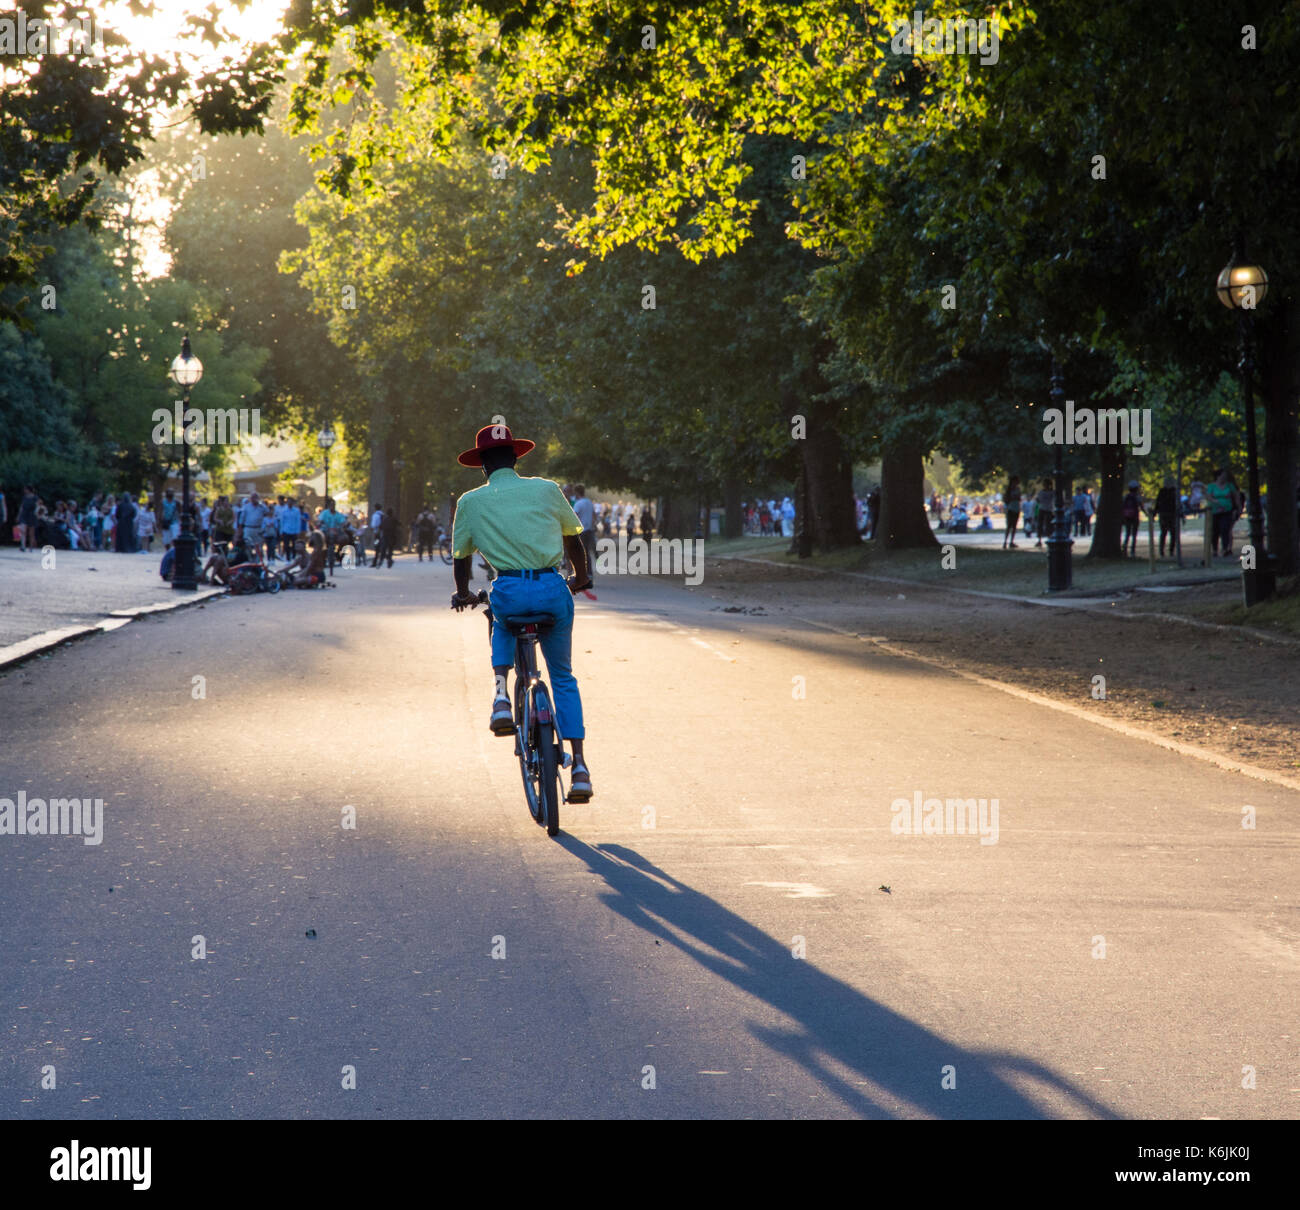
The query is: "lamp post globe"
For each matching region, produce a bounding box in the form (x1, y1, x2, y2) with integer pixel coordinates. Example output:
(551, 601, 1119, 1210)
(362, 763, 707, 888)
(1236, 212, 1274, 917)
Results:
(317, 424, 336, 505)
(169, 335, 203, 388)
(1216, 257, 1268, 311)
(168, 334, 203, 590)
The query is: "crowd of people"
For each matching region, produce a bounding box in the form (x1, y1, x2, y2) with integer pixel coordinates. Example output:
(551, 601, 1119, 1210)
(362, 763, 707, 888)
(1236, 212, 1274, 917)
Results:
(0, 484, 448, 580)
(7, 469, 1264, 574)
(742, 497, 799, 537)
(946, 468, 1250, 558)
(557, 488, 655, 543)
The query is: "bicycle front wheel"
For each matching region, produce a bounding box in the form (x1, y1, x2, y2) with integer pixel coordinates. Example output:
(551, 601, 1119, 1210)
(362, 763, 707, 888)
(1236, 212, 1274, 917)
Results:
(439, 537, 453, 565)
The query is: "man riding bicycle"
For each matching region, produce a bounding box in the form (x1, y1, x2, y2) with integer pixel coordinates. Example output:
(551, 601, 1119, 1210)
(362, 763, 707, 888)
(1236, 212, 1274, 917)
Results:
(450, 424, 594, 802)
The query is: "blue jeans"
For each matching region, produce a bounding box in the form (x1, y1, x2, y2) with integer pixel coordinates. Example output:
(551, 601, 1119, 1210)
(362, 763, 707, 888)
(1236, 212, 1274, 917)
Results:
(487, 571, 585, 740)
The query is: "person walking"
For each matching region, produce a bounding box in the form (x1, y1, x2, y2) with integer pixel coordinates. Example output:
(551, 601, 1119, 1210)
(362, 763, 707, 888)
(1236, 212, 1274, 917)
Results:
(866, 485, 881, 540)
(161, 490, 179, 548)
(1033, 479, 1055, 548)
(211, 495, 235, 549)
(1206, 467, 1242, 558)
(260, 502, 279, 563)
(136, 499, 156, 552)
(376, 504, 398, 567)
(366, 501, 384, 565)
(415, 504, 438, 561)
(781, 496, 796, 538)
(1121, 480, 1142, 557)
(571, 485, 598, 576)
(102, 495, 116, 551)
(639, 502, 654, 541)
(1002, 476, 1021, 548)
(278, 495, 302, 558)
(17, 484, 39, 551)
(237, 491, 267, 551)
(1072, 486, 1089, 537)
(115, 492, 137, 553)
(1155, 476, 1180, 557)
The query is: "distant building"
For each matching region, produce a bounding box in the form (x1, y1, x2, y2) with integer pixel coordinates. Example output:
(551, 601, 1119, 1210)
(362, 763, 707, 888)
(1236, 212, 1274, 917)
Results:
(232, 459, 294, 501)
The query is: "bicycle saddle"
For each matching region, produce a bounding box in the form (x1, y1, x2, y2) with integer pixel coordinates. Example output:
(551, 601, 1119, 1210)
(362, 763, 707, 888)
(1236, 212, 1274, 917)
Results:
(502, 613, 556, 633)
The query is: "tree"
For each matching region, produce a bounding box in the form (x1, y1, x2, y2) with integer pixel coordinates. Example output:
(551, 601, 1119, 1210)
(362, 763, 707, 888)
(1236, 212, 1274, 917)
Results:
(0, 1, 280, 323)
(30, 224, 268, 502)
(264, 2, 1021, 546)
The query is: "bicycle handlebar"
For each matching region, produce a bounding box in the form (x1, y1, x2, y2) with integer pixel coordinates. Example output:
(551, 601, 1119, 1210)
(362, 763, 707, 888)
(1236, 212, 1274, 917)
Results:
(450, 589, 489, 612)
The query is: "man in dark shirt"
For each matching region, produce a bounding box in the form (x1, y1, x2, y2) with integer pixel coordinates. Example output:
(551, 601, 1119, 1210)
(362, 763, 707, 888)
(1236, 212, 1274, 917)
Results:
(374, 505, 398, 568)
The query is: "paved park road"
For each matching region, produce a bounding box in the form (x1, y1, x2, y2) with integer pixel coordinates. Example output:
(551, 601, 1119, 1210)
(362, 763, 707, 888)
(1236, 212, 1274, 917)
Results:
(0, 561, 1295, 1119)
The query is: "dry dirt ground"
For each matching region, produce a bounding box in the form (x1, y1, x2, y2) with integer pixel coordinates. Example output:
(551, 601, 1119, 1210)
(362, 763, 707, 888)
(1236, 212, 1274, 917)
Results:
(692, 556, 1300, 780)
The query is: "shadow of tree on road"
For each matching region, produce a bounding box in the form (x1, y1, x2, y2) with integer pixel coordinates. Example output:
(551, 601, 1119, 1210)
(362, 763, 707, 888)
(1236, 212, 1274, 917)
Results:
(558, 836, 1122, 1120)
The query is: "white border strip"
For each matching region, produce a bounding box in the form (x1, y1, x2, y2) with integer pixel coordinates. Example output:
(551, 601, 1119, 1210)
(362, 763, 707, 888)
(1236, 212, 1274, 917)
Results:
(0, 588, 225, 671)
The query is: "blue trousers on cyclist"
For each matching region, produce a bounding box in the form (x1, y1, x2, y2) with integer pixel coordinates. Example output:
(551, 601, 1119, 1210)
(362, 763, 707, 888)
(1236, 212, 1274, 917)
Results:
(488, 570, 585, 740)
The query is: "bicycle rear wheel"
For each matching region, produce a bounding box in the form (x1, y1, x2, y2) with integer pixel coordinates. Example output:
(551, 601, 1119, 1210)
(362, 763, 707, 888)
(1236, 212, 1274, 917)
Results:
(533, 684, 560, 837)
(439, 536, 453, 565)
(516, 677, 544, 825)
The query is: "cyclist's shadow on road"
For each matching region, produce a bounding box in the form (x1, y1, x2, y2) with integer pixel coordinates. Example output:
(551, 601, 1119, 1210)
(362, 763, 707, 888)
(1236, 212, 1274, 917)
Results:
(557, 837, 1121, 1120)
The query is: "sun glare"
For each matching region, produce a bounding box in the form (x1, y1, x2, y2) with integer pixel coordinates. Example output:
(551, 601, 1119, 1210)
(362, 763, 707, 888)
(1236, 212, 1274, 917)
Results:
(99, 0, 289, 65)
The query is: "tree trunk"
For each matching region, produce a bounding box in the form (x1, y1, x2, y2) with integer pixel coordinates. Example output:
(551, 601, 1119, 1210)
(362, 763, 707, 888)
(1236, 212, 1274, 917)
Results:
(785, 375, 858, 551)
(794, 464, 813, 557)
(878, 442, 939, 549)
(367, 399, 389, 512)
(1089, 441, 1127, 558)
(802, 429, 858, 549)
(657, 492, 694, 539)
(722, 476, 743, 539)
(1262, 302, 1300, 576)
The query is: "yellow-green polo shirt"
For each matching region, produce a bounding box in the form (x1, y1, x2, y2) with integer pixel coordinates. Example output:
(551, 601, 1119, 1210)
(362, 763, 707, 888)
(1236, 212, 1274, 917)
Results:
(452, 468, 584, 570)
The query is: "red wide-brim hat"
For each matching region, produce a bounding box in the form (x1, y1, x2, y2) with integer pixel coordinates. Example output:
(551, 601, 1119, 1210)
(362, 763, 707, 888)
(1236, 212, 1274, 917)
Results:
(457, 423, 537, 467)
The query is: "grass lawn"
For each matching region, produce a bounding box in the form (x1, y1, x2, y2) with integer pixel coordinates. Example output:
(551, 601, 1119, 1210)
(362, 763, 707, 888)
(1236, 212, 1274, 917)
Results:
(703, 535, 1242, 598)
(1159, 575, 1300, 637)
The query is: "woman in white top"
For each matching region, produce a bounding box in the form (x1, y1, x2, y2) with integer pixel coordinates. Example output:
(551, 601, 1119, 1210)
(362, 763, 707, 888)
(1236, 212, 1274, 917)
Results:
(135, 502, 156, 552)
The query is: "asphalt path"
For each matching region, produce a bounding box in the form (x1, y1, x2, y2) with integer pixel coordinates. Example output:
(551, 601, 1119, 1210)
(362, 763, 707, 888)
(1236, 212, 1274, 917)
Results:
(0, 559, 1295, 1119)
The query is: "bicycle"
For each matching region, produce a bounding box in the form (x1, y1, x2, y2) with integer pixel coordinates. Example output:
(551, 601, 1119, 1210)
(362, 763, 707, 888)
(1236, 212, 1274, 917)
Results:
(437, 527, 453, 565)
(454, 589, 569, 836)
(228, 556, 281, 596)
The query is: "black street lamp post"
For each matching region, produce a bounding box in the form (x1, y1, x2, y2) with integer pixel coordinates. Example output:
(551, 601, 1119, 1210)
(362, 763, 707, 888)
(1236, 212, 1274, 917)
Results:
(318, 424, 336, 575)
(1046, 358, 1074, 592)
(1216, 238, 1274, 605)
(168, 334, 203, 591)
